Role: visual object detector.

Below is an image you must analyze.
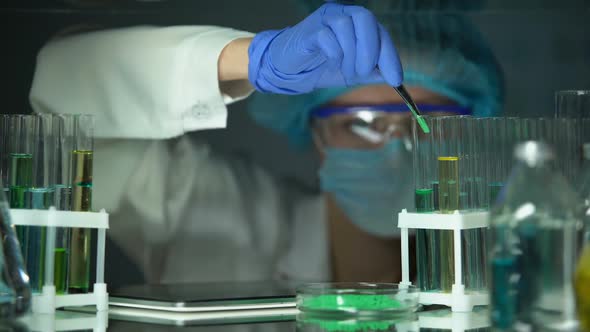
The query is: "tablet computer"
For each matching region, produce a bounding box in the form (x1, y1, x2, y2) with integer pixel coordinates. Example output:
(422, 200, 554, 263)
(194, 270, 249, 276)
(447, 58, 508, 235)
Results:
(108, 281, 297, 312)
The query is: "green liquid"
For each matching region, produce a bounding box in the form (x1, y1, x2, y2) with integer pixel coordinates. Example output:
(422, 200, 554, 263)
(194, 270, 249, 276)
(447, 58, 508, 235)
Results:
(69, 150, 93, 293)
(9, 154, 33, 257)
(415, 189, 434, 213)
(431, 181, 440, 211)
(9, 154, 32, 188)
(415, 189, 438, 291)
(54, 248, 68, 294)
(26, 189, 54, 293)
(9, 186, 28, 209)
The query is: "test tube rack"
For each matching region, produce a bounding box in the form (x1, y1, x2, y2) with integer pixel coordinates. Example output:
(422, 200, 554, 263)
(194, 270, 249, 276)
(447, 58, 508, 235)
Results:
(10, 207, 109, 314)
(20, 310, 108, 332)
(397, 209, 489, 312)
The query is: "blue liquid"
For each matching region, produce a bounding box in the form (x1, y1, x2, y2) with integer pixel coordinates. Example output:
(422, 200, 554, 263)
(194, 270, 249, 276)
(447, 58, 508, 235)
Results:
(491, 256, 517, 329)
(24, 188, 54, 292)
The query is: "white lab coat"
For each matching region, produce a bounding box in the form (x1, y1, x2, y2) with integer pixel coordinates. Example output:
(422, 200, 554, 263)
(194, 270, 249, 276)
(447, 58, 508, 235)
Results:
(30, 26, 330, 283)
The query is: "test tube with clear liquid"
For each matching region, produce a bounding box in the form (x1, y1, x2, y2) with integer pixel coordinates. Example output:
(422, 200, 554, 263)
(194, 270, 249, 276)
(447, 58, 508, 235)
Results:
(412, 116, 438, 291)
(68, 115, 94, 294)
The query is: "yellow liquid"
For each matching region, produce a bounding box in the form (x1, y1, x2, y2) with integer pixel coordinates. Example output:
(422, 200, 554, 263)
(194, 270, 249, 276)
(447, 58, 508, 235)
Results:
(71, 150, 93, 211)
(575, 246, 590, 331)
(437, 156, 459, 292)
(438, 157, 459, 213)
(69, 150, 93, 293)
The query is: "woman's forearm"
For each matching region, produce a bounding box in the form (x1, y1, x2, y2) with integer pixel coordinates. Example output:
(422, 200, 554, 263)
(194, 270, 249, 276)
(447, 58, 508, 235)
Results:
(218, 37, 252, 82)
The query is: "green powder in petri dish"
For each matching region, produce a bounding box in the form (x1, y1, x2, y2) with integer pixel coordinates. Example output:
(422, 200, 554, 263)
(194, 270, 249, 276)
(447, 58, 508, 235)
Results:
(303, 294, 403, 311)
(302, 318, 395, 332)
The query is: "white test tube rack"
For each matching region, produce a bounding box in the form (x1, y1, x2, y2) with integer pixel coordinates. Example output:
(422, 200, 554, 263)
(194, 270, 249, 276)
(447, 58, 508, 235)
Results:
(397, 209, 489, 312)
(20, 310, 108, 332)
(10, 207, 109, 314)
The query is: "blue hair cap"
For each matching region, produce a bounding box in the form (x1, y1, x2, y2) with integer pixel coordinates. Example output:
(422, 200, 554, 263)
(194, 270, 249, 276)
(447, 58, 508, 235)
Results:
(248, 9, 504, 149)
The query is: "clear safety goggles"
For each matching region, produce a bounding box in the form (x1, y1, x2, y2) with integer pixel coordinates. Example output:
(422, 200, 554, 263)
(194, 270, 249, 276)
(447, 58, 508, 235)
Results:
(311, 104, 471, 150)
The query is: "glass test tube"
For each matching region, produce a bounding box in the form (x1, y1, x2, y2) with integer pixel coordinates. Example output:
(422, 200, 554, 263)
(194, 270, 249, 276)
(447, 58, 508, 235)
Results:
(52, 114, 74, 294)
(8, 115, 36, 266)
(435, 116, 459, 292)
(458, 116, 485, 291)
(557, 118, 581, 186)
(68, 115, 94, 294)
(473, 117, 488, 211)
(483, 117, 507, 208)
(25, 114, 56, 293)
(0, 115, 9, 199)
(555, 90, 590, 119)
(412, 116, 438, 291)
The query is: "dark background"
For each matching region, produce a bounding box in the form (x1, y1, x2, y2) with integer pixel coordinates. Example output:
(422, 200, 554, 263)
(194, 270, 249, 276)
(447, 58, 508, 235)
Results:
(1, 0, 589, 186)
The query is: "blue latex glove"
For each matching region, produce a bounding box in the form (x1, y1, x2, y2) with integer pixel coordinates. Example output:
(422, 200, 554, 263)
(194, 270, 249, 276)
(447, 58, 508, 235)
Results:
(248, 3, 403, 95)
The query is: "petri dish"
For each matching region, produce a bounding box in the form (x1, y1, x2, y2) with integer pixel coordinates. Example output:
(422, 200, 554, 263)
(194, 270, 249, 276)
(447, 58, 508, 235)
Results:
(296, 283, 419, 318)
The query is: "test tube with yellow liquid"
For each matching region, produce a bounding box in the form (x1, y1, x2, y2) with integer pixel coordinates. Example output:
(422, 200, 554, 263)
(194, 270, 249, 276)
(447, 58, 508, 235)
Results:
(68, 115, 94, 294)
(434, 116, 461, 292)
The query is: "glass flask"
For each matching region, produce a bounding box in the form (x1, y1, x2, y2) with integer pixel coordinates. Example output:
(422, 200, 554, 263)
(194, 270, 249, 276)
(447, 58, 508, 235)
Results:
(0, 179, 32, 317)
(488, 141, 582, 331)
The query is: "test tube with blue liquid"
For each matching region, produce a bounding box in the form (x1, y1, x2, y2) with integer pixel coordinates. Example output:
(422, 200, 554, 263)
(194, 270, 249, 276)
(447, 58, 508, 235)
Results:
(25, 114, 56, 293)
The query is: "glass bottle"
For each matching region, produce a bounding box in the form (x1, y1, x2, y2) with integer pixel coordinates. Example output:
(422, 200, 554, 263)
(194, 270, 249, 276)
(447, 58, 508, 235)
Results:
(488, 141, 582, 331)
(0, 179, 32, 317)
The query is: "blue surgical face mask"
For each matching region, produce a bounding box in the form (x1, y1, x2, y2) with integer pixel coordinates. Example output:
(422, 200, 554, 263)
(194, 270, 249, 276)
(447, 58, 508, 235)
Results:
(319, 139, 415, 236)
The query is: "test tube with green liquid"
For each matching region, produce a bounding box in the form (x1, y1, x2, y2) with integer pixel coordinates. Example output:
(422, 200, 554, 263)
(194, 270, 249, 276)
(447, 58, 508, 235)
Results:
(412, 116, 438, 291)
(52, 114, 75, 294)
(0, 115, 10, 200)
(7, 115, 36, 264)
(68, 115, 94, 294)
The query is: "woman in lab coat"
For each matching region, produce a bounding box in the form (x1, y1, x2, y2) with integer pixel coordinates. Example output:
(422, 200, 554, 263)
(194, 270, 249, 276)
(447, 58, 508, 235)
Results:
(29, 3, 405, 284)
(29, 6, 502, 285)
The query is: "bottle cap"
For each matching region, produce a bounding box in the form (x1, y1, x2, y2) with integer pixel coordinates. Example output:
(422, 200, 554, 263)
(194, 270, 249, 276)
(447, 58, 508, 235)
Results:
(514, 141, 555, 167)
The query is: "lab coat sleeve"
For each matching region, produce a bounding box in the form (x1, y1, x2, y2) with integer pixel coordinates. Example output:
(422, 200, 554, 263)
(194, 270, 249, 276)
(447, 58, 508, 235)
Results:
(29, 26, 255, 139)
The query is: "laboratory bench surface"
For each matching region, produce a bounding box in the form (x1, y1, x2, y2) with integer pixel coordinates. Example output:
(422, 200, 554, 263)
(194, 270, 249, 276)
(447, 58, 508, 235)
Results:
(11, 306, 490, 332)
